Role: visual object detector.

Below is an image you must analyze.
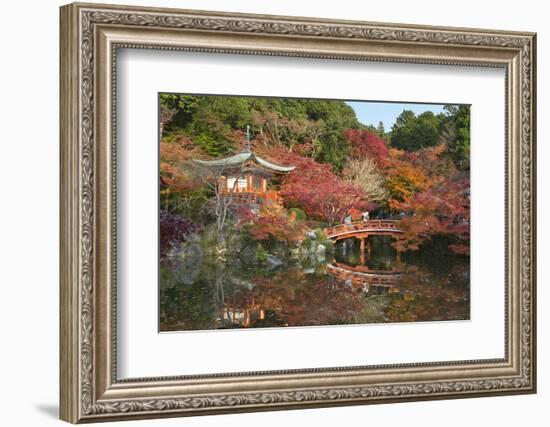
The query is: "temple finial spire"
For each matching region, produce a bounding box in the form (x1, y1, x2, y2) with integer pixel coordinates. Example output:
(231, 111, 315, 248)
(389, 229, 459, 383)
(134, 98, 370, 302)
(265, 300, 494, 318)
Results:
(245, 125, 251, 152)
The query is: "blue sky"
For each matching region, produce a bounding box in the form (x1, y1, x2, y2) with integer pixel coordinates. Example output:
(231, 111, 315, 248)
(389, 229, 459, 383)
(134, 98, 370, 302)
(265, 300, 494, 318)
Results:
(346, 101, 447, 131)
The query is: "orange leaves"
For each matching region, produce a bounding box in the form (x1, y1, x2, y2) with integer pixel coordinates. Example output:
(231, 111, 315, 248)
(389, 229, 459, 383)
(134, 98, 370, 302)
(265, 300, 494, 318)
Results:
(386, 164, 428, 202)
(393, 176, 470, 254)
(383, 143, 470, 254)
(341, 131, 454, 213)
(160, 136, 203, 191)
(244, 199, 306, 245)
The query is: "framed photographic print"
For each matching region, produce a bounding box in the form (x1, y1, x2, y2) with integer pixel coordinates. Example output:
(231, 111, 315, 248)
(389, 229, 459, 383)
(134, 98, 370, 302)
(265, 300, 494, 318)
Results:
(60, 2, 537, 423)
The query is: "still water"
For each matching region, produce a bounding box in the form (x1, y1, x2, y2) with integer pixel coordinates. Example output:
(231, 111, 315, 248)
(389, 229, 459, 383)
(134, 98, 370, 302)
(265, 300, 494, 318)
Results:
(160, 236, 470, 331)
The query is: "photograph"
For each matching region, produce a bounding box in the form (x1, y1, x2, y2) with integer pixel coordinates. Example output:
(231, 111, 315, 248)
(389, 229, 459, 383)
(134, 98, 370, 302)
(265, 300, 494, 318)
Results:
(158, 94, 471, 331)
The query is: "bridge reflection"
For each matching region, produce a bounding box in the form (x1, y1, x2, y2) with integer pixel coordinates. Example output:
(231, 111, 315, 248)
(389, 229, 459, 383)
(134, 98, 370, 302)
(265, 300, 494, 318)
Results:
(326, 262, 403, 293)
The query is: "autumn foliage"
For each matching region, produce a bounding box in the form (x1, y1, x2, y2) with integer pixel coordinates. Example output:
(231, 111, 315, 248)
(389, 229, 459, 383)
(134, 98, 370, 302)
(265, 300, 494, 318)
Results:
(160, 136, 202, 190)
(159, 94, 470, 255)
(344, 129, 390, 166)
(342, 129, 470, 254)
(278, 154, 373, 226)
(392, 174, 470, 254)
(238, 195, 307, 245)
(159, 211, 197, 258)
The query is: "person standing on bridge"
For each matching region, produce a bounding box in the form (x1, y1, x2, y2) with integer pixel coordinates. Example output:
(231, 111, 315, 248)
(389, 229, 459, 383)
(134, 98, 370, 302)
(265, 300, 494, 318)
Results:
(362, 210, 370, 221)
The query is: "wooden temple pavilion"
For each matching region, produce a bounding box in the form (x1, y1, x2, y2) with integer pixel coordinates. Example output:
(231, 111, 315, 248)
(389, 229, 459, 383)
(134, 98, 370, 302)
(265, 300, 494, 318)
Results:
(192, 126, 295, 206)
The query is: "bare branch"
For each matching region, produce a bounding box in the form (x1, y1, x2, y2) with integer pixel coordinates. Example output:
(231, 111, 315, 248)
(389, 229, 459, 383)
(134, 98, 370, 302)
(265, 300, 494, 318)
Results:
(343, 158, 389, 202)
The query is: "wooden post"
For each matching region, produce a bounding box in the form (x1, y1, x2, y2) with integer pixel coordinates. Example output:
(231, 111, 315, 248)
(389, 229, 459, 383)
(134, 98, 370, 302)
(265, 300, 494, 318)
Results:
(360, 238, 365, 265)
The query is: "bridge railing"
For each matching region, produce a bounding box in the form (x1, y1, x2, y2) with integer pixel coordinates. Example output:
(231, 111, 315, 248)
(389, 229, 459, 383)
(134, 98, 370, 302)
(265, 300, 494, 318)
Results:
(324, 219, 402, 239)
(326, 264, 401, 288)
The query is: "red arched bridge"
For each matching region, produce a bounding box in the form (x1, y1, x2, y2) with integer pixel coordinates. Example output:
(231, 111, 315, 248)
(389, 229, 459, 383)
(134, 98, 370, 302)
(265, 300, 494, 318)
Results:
(324, 220, 403, 265)
(324, 219, 403, 241)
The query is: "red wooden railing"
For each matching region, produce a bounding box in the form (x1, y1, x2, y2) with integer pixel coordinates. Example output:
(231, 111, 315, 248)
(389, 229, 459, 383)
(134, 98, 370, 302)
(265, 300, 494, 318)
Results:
(324, 220, 402, 240)
(220, 191, 262, 205)
(326, 263, 402, 289)
(219, 189, 280, 205)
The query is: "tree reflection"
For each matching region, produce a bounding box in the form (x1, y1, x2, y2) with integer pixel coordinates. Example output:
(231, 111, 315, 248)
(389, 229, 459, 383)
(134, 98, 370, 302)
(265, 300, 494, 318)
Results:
(160, 235, 469, 331)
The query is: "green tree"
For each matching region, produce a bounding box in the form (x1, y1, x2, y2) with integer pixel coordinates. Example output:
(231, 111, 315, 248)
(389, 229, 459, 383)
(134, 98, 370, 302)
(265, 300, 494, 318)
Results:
(160, 94, 365, 169)
(304, 100, 361, 171)
(376, 121, 386, 137)
(390, 110, 442, 151)
(159, 94, 200, 132)
(440, 105, 470, 171)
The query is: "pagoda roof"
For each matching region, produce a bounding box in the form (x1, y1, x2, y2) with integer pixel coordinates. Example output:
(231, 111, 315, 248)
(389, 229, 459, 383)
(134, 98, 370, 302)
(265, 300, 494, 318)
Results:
(193, 151, 295, 173)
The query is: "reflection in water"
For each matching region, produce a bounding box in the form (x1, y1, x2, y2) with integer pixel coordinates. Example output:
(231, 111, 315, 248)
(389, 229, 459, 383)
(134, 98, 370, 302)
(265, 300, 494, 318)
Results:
(160, 235, 469, 331)
(330, 236, 403, 292)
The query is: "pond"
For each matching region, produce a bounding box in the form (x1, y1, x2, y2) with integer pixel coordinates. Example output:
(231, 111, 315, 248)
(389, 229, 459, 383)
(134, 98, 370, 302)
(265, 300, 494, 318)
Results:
(159, 235, 470, 332)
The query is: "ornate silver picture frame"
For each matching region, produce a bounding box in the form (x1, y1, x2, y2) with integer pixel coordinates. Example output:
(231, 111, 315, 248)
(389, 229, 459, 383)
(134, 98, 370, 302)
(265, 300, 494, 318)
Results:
(60, 2, 536, 423)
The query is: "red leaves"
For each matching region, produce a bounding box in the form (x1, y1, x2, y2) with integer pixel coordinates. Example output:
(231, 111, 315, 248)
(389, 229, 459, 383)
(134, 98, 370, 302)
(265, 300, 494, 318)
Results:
(160, 117, 470, 255)
(249, 269, 367, 327)
(256, 146, 376, 226)
(344, 129, 390, 166)
(393, 175, 470, 254)
(343, 130, 432, 205)
(159, 211, 197, 257)
(240, 198, 306, 244)
(276, 153, 371, 225)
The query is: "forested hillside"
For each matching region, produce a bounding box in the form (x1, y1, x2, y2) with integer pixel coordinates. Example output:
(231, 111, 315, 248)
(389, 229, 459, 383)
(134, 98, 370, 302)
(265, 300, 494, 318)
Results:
(159, 94, 470, 256)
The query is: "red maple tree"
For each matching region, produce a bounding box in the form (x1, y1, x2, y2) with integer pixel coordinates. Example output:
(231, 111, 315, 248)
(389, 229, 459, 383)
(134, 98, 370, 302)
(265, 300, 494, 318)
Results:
(272, 152, 373, 225)
(392, 174, 470, 254)
(344, 129, 390, 167)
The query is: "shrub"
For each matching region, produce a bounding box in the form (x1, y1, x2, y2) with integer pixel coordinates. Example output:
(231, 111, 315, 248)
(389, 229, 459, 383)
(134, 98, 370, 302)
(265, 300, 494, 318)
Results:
(159, 211, 197, 258)
(288, 207, 307, 221)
